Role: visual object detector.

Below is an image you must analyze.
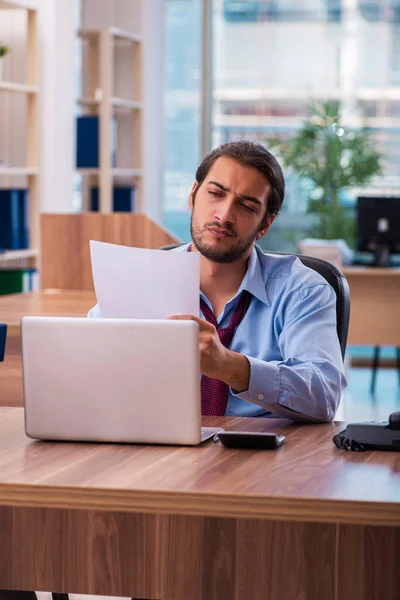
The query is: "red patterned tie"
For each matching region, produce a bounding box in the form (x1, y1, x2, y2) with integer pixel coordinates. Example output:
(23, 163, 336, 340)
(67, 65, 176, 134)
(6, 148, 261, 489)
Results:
(200, 291, 252, 416)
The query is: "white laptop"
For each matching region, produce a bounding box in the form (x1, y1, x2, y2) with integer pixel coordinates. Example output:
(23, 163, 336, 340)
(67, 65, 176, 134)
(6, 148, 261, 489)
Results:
(21, 316, 220, 445)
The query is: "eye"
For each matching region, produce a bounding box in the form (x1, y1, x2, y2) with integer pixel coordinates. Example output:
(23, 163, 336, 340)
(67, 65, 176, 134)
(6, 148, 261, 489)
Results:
(241, 202, 257, 212)
(209, 190, 222, 197)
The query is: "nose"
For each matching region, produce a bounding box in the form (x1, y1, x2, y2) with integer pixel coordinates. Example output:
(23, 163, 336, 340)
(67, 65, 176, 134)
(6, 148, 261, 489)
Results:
(214, 199, 236, 225)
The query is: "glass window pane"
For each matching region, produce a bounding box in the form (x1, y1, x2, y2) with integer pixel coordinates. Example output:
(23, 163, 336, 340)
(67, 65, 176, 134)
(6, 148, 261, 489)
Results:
(162, 0, 203, 242)
(212, 0, 400, 252)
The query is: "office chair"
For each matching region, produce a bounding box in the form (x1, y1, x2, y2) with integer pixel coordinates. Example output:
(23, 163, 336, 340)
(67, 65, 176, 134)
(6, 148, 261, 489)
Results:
(160, 245, 351, 359)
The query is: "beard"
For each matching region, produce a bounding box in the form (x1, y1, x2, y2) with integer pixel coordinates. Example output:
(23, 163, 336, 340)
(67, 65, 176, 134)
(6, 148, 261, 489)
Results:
(190, 216, 260, 264)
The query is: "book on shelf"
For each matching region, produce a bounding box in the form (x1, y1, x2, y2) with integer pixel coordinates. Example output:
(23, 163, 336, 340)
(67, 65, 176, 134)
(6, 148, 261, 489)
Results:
(0, 189, 29, 251)
(0, 268, 39, 296)
(76, 115, 117, 168)
(90, 185, 135, 212)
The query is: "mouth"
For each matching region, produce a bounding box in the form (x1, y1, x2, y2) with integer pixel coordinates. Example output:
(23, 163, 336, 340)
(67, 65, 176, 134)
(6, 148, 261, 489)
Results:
(207, 226, 235, 238)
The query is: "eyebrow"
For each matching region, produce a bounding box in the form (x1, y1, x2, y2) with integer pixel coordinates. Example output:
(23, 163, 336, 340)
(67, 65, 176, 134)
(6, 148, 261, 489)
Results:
(208, 180, 263, 207)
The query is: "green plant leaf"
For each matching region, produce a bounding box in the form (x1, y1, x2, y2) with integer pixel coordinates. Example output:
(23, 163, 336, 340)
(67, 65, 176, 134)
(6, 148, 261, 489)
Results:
(266, 101, 383, 243)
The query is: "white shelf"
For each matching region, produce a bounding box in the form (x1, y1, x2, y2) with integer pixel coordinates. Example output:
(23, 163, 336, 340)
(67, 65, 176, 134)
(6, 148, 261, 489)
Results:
(76, 168, 142, 177)
(0, 168, 39, 176)
(76, 168, 99, 176)
(108, 27, 143, 44)
(112, 168, 142, 177)
(77, 97, 143, 110)
(78, 27, 143, 44)
(0, 82, 38, 94)
(0, 0, 37, 8)
(0, 249, 39, 262)
(77, 24, 144, 212)
(111, 97, 143, 110)
(77, 97, 98, 106)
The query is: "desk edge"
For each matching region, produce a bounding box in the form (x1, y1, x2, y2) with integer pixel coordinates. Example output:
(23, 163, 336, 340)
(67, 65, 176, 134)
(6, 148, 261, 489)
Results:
(0, 483, 398, 526)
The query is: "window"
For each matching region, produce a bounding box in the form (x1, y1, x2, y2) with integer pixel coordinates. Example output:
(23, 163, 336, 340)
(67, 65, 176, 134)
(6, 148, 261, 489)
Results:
(162, 0, 203, 241)
(212, 0, 400, 251)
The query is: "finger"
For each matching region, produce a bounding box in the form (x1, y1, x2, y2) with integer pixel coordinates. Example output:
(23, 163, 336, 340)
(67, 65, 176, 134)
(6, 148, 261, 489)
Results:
(168, 315, 215, 332)
(168, 315, 202, 323)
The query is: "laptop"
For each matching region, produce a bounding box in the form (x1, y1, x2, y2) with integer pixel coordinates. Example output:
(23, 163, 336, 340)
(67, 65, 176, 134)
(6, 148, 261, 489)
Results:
(21, 316, 221, 445)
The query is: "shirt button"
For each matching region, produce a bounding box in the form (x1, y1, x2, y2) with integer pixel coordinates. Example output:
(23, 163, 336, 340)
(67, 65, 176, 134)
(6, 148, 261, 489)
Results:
(258, 393, 264, 400)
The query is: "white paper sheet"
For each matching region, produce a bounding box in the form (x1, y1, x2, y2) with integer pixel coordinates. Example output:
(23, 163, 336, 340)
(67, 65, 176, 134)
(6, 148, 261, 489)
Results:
(90, 240, 200, 319)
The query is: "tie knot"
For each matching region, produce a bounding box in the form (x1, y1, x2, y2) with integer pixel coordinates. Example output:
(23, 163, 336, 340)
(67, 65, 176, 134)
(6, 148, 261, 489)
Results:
(200, 290, 252, 346)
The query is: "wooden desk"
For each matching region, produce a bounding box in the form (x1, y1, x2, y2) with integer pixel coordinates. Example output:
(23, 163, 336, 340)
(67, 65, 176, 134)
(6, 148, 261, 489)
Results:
(342, 267, 400, 345)
(0, 291, 96, 407)
(0, 409, 399, 600)
(0, 290, 96, 338)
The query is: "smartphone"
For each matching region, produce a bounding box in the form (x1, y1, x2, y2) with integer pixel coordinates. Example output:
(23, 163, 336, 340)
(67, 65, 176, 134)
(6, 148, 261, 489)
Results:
(216, 431, 285, 450)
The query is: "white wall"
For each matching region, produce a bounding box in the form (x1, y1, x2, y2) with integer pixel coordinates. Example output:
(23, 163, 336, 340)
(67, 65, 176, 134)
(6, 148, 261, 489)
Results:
(38, 0, 76, 212)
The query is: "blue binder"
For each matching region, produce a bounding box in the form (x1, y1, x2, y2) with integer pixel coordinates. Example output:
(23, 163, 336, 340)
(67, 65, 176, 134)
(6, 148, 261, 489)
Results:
(76, 116, 117, 168)
(76, 116, 99, 168)
(0, 189, 18, 249)
(90, 186, 135, 212)
(0, 323, 6, 362)
(18, 189, 29, 249)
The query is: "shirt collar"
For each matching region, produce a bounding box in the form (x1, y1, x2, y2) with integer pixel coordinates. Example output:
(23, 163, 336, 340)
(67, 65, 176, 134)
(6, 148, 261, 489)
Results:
(238, 246, 270, 306)
(180, 242, 270, 307)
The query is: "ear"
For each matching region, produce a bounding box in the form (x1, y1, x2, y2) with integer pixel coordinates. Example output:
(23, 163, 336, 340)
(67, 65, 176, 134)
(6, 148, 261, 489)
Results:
(188, 182, 198, 211)
(256, 215, 275, 240)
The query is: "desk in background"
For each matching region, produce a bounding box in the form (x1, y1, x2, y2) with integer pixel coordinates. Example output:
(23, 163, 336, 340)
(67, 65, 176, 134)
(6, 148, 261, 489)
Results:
(0, 408, 399, 600)
(343, 267, 400, 346)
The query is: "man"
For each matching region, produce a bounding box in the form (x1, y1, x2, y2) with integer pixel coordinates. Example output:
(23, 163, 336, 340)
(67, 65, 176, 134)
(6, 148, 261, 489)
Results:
(89, 140, 347, 422)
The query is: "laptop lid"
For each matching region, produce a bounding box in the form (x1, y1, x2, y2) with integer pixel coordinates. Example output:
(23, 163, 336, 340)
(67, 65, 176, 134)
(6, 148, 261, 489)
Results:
(22, 316, 204, 445)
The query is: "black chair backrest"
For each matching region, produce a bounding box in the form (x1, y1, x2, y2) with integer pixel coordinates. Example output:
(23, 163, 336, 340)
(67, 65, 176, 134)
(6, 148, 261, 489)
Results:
(0, 323, 6, 362)
(160, 244, 351, 359)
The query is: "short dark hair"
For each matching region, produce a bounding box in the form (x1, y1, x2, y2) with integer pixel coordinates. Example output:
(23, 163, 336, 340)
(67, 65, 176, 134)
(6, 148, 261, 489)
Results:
(195, 140, 285, 223)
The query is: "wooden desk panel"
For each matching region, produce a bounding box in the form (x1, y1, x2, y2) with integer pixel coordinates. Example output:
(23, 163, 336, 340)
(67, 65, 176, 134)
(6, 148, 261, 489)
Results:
(343, 267, 400, 345)
(0, 409, 399, 600)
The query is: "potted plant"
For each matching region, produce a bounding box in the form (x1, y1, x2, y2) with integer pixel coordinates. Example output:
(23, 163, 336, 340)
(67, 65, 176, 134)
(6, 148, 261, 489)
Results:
(0, 45, 11, 81)
(266, 101, 383, 247)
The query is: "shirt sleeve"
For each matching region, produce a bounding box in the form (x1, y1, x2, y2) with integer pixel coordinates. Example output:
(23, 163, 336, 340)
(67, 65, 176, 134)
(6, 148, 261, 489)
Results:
(231, 283, 347, 422)
(87, 303, 101, 318)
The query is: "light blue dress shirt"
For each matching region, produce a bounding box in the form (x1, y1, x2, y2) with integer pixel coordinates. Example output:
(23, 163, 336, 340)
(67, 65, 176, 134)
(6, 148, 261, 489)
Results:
(88, 243, 347, 422)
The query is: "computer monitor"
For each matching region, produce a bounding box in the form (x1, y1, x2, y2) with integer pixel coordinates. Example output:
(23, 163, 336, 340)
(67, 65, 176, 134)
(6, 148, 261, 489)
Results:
(356, 196, 400, 266)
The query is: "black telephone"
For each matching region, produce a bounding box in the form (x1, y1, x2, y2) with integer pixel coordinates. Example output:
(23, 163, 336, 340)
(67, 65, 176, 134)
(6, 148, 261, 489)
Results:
(333, 411, 400, 451)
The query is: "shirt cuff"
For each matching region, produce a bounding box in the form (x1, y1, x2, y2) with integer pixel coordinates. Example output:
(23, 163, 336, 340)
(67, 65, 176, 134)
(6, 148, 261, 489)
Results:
(230, 356, 337, 422)
(230, 355, 280, 406)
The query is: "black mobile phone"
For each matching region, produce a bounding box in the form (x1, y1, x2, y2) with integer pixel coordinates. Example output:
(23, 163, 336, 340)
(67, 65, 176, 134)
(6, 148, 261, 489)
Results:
(216, 431, 285, 450)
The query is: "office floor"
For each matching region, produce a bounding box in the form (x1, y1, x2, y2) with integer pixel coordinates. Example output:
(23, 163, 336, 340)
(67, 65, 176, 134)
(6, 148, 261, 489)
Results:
(337, 366, 400, 422)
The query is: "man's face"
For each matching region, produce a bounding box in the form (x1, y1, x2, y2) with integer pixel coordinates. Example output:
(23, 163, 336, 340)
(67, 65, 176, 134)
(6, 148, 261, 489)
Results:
(189, 156, 274, 263)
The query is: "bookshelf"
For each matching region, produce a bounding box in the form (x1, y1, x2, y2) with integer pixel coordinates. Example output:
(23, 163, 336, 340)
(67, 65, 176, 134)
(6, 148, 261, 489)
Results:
(0, 0, 39, 268)
(76, 26, 143, 213)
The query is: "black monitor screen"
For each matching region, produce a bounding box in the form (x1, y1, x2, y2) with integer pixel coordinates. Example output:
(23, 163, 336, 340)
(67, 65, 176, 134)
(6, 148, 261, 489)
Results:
(357, 197, 400, 263)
